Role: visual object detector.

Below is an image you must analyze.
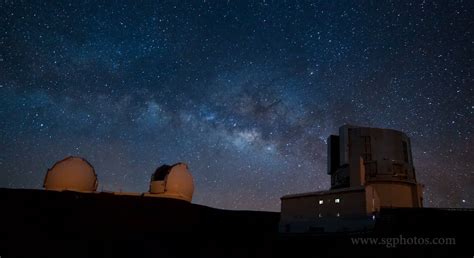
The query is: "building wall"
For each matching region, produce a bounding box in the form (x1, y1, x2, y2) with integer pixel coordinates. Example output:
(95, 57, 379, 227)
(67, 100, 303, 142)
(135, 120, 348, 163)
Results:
(327, 125, 422, 208)
(364, 184, 381, 214)
(369, 182, 423, 208)
(327, 135, 340, 175)
(280, 189, 367, 223)
(346, 126, 417, 185)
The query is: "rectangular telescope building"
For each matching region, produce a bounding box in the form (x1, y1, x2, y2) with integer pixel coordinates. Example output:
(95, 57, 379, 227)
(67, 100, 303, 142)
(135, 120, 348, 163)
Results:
(280, 125, 424, 233)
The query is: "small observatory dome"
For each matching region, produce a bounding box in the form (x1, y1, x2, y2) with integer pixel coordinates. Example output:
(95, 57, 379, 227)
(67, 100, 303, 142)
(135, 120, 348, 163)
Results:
(149, 163, 194, 202)
(43, 156, 98, 192)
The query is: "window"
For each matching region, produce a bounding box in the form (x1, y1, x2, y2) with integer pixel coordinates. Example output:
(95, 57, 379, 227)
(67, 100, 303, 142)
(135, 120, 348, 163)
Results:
(319, 200, 324, 205)
(336, 213, 340, 217)
(335, 198, 340, 203)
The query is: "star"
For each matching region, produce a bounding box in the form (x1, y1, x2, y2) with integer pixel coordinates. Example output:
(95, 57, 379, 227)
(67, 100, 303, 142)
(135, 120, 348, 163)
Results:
(0, 0, 472, 211)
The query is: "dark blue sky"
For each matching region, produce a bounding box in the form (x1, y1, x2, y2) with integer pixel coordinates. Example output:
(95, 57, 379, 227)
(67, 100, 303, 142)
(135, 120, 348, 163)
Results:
(0, 0, 472, 211)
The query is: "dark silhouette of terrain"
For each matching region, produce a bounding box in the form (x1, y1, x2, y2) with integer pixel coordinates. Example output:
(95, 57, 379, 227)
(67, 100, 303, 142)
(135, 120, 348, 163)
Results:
(0, 188, 471, 257)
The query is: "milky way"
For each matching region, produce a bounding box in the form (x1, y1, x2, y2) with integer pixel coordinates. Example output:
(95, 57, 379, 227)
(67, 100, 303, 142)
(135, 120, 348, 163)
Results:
(0, 1, 472, 211)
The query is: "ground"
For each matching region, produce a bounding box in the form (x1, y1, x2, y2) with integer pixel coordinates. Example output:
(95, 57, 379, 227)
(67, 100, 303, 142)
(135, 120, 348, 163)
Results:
(0, 188, 471, 257)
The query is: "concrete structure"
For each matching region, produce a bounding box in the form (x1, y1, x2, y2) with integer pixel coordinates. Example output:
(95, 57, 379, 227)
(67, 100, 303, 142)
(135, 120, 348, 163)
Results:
(280, 125, 424, 233)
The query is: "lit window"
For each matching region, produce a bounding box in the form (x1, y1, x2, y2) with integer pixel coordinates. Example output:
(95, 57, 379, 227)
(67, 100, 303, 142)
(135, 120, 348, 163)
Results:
(336, 212, 340, 217)
(319, 200, 324, 205)
(335, 198, 340, 203)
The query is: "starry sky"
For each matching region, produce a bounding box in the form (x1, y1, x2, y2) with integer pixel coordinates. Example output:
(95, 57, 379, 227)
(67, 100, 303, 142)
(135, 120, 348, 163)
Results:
(0, 1, 472, 211)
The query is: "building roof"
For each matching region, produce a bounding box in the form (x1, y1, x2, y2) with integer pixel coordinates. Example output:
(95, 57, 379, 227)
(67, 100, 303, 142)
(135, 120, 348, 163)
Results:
(152, 163, 188, 181)
(281, 186, 365, 200)
(152, 164, 172, 181)
(340, 124, 408, 135)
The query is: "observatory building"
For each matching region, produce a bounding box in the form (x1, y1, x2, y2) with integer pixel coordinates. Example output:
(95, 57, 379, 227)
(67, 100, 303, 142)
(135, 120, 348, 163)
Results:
(42, 156, 194, 202)
(144, 163, 194, 202)
(44, 156, 98, 192)
(280, 125, 424, 232)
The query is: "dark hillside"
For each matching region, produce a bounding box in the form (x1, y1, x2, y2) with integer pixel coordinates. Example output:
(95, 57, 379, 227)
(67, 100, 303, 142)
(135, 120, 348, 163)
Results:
(0, 188, 471, 258)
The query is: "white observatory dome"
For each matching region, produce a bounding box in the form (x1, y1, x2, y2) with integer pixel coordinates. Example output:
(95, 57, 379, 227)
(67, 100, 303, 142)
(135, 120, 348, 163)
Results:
(43, 156, 98, 192)
(149, 163, 194, 202)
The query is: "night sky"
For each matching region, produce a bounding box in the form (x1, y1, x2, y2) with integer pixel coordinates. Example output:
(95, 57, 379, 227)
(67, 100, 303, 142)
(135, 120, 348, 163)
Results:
(0, 1, 472, 211)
